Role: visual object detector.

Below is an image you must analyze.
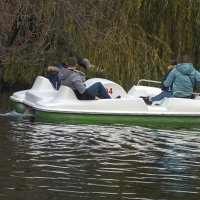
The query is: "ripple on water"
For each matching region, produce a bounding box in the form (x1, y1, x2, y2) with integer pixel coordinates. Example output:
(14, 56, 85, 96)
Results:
(0, 121, 200, 200)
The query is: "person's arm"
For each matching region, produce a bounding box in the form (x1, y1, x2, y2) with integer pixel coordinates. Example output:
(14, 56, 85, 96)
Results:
(47, 66, 60, 72)
(163, 69, 176, 88)
(160, 71, 170, 90)
(195, 70, 200, 86)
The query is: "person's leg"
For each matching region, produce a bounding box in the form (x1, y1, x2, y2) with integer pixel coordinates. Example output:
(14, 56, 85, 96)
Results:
(87, 82, 111, 99)
(150, 91, 172, 102)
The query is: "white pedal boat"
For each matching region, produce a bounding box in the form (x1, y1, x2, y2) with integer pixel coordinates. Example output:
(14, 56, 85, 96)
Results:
(10, 76, 200, 126)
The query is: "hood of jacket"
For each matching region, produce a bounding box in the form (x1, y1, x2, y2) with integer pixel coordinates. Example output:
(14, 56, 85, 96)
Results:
(176, 63, 194, 75)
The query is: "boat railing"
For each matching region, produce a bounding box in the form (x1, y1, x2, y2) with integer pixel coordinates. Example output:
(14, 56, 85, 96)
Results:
(173, 91, 200, 99)
(137, 79, 161, 86)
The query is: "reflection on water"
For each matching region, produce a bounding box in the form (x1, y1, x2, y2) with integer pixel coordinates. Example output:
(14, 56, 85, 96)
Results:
(0, 118, 200, 200)
(0, 93, 200, 200)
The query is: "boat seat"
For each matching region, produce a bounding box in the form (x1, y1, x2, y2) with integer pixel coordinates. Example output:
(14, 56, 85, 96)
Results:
(35, 86, 78, 108)
(160, 97, 200, 113)
(85, 78, 128, 98)
(31, 76, 56, 91)
(54, 85, 78, 101)
(128, 85, 161, 98)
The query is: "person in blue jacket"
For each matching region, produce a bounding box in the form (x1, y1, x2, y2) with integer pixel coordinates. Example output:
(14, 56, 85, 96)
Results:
(142, 55, 200, 105)
(164, 55, 200, 98)
(141, 60, 177, 105)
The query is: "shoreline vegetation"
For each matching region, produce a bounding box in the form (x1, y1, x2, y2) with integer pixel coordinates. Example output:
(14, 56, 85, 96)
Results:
(1, 0, 200, 91)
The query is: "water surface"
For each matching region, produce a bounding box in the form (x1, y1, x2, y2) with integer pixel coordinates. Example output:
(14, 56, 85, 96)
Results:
(0, 93, 200, 200)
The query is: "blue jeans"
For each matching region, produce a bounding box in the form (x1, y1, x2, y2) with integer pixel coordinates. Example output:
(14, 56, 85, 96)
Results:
(87, 82, 111, 99)
(151, 91, 172, 102)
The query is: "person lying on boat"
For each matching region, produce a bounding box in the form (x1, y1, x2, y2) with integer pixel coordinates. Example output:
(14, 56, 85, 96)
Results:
(141, 59, 177, 105)
(47, 56, 91, 90)
(142, 55, 200, 105)
(58, 57, 111, 100)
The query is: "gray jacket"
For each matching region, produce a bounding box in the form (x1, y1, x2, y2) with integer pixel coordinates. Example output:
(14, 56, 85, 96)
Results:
(58, 67, 86, 94)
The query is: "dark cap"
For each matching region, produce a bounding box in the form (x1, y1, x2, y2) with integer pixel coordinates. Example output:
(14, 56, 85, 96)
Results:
(67, 57, 78, 67)
(52, 61, 63, 68)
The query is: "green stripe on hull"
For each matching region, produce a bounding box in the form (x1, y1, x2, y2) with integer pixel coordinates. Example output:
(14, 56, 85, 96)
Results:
(35, 110, 200, 128)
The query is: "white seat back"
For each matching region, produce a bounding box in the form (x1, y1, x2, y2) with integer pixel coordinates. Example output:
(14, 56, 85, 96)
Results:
(31, 76, 55, 91)
(54, 86, 78, 101)
(85, 78, 128, 98)
(128, 85, 161, 98)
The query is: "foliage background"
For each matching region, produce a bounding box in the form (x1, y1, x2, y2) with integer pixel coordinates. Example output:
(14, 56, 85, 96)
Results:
(1, 0, 200, 90)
